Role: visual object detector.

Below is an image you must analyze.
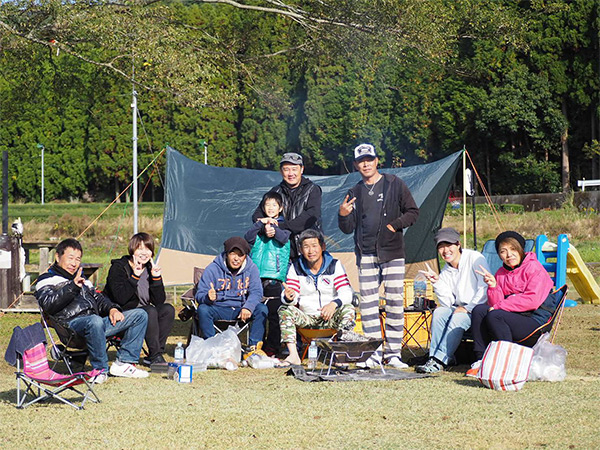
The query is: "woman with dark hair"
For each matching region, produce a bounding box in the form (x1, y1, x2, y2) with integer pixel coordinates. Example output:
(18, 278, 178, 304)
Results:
(104, 232, 175, 365)
(467, 231, 554, 376)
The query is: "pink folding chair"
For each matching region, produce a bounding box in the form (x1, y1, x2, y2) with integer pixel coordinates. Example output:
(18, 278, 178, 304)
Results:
(5, 324, 103, 410)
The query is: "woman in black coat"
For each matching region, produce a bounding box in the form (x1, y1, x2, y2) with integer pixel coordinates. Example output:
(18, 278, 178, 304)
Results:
(104, 232, 175, 365)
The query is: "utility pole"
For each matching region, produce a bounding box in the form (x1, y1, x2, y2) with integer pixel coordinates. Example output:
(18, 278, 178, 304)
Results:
(37, 144, 45, 205)
(132, 67, 138, 234)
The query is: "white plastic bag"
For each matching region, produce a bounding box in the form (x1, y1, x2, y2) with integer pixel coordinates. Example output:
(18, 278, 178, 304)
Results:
(245, 353, 279, 369)
(185, 326, 242, 371)
(528, 333, 567, 382)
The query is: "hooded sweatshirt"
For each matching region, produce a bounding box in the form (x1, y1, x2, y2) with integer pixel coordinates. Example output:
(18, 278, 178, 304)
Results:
(194, 253, 263, 313)
(487, 252, 554, 313)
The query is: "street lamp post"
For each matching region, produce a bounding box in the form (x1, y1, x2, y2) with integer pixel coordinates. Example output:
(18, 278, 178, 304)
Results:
(200, 139, 208, 165)
(37, 144, 45, 205)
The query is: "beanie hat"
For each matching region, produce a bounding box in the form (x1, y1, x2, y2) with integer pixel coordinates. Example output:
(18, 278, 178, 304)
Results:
(495, 231, 526, 253)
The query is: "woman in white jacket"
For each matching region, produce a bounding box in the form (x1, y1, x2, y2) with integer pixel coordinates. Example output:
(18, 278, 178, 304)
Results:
(415, 228, 489, 373)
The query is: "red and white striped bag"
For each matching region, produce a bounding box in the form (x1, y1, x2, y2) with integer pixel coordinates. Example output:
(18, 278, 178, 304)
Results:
(477, 341, 534, 391)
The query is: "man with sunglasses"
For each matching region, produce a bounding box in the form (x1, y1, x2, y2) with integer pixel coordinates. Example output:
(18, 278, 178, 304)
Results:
(252, 152, 322, 258)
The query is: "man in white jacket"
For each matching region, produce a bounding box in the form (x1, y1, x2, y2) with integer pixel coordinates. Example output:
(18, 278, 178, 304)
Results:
(279, 229, 355, 365)
(415, 228, 489, 373)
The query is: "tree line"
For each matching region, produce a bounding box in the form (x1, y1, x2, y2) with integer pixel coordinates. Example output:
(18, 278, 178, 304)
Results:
(1, 0, 599, 202)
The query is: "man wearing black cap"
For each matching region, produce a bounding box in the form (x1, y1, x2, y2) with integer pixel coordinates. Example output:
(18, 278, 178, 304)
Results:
(252, 152, 322, 257)
(338, 143, 419, 368)
(195, 237, 267, 348)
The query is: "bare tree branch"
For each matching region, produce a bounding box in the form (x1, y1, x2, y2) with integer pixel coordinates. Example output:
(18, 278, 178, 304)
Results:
(196, 0, 374, 32)
(1, 18, 162, 94)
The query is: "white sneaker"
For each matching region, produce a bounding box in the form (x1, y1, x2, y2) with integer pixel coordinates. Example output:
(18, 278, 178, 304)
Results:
(385, 356, 409, 369)
(357, 354, 383, 369)
(109, 362, 150, 378)
(91, 372, 108, 384)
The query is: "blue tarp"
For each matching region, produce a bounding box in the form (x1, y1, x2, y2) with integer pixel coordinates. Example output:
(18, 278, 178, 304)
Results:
(161, 147, 462, 264)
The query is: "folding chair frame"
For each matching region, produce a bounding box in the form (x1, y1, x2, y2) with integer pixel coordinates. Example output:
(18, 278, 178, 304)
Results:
(402, 309, 432, 357)
(16, 355, 101, 410)
(517, 285, 568, 347)
(40, 307, 124, 375)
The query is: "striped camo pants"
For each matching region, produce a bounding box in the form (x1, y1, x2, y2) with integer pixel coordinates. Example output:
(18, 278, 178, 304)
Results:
(359, 255, 405, 358)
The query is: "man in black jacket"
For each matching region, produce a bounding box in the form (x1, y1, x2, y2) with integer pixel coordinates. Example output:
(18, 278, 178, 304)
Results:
(338, 144, 419, 369)
(252, 152, 322, 257)
(36, 238, 149, 382)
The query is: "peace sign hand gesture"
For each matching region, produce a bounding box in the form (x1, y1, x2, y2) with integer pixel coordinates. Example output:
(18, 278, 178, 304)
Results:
(73, 267, 85, 288)
(418, 262, 439, 284)
(150, 259, 161, 277)
(339, 195, 356, 217)
(475, 265, 497, 288)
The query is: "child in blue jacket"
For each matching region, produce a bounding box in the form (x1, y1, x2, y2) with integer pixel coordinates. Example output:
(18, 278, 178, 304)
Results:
(244, 192, 290, 355)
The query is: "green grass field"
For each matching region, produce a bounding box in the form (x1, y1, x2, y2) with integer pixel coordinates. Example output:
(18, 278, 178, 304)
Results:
(1, 202, 599, 448)
(0, 305, 598, 448)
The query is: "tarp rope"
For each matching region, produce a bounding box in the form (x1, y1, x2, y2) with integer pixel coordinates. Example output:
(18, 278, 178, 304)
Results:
(76, 146, 166, 240)
(464, 148, 504, 231)
(139, 164, 158, 202)
(3, 147, 166, 311)
(137, 107, 165, 188)
(97, 199, 130, 282)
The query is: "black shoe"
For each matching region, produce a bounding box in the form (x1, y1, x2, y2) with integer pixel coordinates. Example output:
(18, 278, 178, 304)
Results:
(143, 354, 167, 366)
(153, 354, 167, 364)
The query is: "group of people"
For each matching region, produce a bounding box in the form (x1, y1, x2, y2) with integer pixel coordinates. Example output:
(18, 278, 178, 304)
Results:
(193, 143, 419, 368)
(35, 143, 556, 382)
(36, 233, 174, 384)
(415, 229, 555, 376)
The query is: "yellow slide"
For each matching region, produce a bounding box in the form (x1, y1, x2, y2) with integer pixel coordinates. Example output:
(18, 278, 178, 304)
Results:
(566, 245, 600, 304)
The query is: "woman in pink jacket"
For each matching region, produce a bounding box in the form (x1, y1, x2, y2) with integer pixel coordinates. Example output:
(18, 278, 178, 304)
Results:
(468, 231, 554, 375)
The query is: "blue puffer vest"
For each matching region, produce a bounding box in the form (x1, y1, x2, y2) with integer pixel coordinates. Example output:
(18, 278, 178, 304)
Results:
(250, 234, 291, 282)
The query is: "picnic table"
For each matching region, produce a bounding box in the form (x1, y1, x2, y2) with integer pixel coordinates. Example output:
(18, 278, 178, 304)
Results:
(22, 241, 57, 276)
(22, 242, 103, 286)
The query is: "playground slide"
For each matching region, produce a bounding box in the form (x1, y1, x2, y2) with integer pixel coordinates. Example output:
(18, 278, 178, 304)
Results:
(566, 245, 600, 305)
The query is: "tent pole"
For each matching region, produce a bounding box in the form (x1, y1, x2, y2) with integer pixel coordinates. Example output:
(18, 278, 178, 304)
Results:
(462, 147, 467, 247)
(471, 167, 477, 251)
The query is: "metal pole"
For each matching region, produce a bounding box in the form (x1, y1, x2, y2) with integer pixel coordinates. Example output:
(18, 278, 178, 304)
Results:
(200, 139, 208, 165)
(472, 176, 477, 251)
(462, 147, 467, 246)
(466, 166, 477, 250)
(37, 144, 45, 205)
(41, 146, 44, 205)
(132, 71, 138, 234)
(2, 151, 8, 234)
